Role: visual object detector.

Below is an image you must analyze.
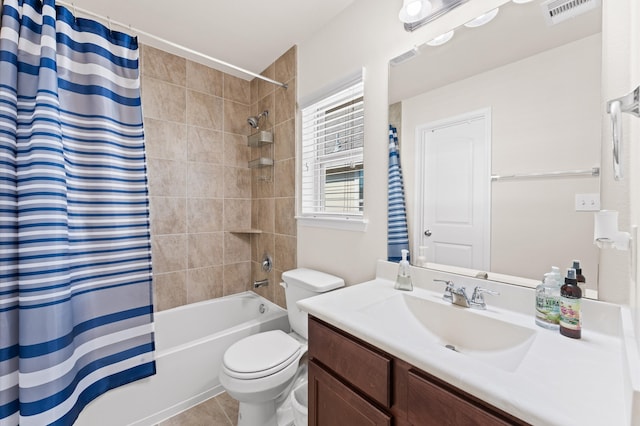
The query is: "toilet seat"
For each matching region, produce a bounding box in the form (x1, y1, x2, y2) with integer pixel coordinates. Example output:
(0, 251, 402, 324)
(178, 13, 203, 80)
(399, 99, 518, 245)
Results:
(223, 330, 302, 380)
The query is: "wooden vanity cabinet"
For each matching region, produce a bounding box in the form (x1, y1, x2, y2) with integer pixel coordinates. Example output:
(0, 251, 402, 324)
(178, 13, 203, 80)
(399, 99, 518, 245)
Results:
(308, 316, 529, 426)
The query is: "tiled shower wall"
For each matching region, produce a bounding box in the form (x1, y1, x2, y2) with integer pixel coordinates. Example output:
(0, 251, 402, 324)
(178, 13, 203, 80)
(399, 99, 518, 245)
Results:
(141, 44, 296, 311)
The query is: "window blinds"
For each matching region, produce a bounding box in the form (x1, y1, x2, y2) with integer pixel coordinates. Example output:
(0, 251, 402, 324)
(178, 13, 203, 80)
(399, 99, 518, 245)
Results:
(301, 76, 364, 218)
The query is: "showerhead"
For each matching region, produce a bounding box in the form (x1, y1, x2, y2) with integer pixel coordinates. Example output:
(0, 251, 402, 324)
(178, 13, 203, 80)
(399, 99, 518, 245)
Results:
(247, 110, 269, 129)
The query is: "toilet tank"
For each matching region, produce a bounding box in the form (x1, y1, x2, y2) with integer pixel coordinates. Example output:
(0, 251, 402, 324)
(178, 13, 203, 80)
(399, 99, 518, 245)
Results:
(281, 268, 344, 339)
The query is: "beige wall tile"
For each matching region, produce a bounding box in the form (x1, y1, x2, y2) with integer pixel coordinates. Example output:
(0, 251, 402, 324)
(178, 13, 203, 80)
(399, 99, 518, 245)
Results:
(223, 262, 251, 295)
(224, 166, 251, 199)
(145, 118, 187, 161)
(187, 163, 223, 198)
(275, 197, 296, 236)
(274, 234, 297, 273)
(273, 269, 287, 308)
(274, 78, 295, 125)
(150, 196, 186, 236)
(152, 234, 187, 273)
(153, 271, 187, 312)
(274, 158, 295, 198)
(188, 232, 223, 269)
(187, 127, 223, 164)
(224, 232, 251, 263)
(224, 100, 250, 136)
(187, 198, 223, 233)
(142, 78, 186, 123)
(251, 261, 275, 301)
(223, 133, 250, 167)
(186, 60, 223, 97)
(253, 232, 275, 264)
(252, 198, 274, 233)
(186, 90, 223, 130)
(274, 118, 295, 161)
(250, 78, 259, 106)
(147, 158, 186, 197)
(252, 167, 274, 199)
(142, 45, 186, 86)
(224, 199, 252, 230)
(275, 46, 296, 84)
(258, 63, 275, 101)
(187, 266, 223, 303)
(224, 74, 251, 105)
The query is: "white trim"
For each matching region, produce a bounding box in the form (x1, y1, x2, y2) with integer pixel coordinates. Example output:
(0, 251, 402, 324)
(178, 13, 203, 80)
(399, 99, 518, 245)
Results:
(299, 68, 365, 109)
(296, 215, 368, 232)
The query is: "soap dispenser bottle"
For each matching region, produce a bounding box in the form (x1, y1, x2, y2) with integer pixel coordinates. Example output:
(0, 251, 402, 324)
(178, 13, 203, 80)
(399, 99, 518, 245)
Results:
(395, 249, 413, 291)
(560, 268, 582, 339)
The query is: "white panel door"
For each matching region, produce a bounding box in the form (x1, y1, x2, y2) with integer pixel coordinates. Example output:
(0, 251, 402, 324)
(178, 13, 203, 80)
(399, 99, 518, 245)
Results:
(419, 111, 490, 270)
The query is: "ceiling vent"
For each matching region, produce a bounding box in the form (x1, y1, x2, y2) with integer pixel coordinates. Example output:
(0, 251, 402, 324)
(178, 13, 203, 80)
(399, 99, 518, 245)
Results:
(390, 47, 419, 67)
(541, 0, 600, 25)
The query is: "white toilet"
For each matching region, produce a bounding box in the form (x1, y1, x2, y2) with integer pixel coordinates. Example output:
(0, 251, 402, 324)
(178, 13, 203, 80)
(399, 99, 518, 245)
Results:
(219, 268, 344, 426)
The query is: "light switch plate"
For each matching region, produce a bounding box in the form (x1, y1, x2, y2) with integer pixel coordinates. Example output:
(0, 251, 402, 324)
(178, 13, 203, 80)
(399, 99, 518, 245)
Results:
(575, 193, 600, 211)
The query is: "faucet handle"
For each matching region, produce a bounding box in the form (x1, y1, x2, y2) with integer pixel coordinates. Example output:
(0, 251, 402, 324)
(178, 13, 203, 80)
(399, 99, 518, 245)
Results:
(471, 286, 499, 308)
(434, 279, 455, 301)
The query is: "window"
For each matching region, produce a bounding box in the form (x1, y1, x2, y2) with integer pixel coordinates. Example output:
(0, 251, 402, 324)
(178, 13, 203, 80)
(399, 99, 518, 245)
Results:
(300, 73, 364, 227)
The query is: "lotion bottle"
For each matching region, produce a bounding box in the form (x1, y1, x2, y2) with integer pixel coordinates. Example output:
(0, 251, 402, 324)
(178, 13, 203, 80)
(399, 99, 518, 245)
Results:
(572, 259, 586, 298)
(395, 249, 413, 291)
(560, 268, 582, 339)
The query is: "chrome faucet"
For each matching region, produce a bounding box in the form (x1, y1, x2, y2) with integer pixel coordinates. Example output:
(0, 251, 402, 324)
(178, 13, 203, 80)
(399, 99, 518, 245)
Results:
(434, 279, 499, 310)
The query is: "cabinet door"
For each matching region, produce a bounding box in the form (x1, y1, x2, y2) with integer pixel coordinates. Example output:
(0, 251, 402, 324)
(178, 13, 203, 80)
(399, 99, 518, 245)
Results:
(309, 361, 391, 426)
(408, 370, 527, 426)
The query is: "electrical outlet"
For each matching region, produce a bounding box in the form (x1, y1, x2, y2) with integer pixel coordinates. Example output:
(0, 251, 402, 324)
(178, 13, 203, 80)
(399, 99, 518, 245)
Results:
(575, 193, 600, 212)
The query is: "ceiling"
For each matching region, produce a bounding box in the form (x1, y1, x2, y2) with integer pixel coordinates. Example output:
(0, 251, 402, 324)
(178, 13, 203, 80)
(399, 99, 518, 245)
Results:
(389, 1, 602, 103)
(66, 0, 356, 80)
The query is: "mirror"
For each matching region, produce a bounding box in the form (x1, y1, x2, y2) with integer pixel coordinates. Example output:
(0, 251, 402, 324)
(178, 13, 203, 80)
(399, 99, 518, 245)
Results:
(389, 1, 602, 294)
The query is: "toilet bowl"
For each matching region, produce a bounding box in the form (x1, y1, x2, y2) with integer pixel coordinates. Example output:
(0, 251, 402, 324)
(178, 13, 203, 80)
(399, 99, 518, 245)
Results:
(219, 268, 344, 426)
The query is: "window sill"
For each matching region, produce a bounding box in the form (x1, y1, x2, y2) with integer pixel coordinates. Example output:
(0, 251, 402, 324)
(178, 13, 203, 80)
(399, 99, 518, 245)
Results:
(296, 215, 368, 232)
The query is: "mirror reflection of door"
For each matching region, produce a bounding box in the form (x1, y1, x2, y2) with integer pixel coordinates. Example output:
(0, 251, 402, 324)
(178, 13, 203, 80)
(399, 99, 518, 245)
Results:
(418, 109, 490, 270)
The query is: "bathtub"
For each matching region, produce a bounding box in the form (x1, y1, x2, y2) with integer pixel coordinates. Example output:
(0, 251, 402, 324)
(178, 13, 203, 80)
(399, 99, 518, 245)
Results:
(76, 291, 290, 425)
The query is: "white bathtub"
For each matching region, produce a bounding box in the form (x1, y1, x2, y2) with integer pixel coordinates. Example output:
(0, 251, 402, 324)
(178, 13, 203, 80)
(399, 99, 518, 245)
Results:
(76, 291, 290, 425)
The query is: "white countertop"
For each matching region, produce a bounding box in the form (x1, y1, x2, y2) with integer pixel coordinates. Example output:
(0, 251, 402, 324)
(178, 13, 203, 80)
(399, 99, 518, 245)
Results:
(297, 260, 640, 426)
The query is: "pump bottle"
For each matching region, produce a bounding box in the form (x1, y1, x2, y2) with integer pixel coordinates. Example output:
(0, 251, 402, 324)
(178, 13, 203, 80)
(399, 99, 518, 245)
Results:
(559, 268, 582, 339)
(395, 249, 413, 291)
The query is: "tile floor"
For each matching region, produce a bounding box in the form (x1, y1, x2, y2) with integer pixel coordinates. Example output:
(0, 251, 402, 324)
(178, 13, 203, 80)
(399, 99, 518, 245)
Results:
(158, 392, 238, 425)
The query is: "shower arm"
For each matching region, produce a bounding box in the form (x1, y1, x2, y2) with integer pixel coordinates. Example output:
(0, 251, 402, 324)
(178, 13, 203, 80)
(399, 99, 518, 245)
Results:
(606, 85, 640, 181)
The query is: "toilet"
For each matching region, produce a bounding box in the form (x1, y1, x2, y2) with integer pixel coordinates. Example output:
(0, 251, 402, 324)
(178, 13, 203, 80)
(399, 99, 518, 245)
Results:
(219, 268, 344, 426)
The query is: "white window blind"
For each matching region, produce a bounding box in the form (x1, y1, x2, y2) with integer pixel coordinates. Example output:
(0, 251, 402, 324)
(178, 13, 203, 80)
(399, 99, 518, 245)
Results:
(300, 75, 364, 220)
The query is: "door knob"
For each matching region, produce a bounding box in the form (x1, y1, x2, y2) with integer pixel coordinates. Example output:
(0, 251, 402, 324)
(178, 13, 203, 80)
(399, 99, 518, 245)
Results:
(424, 229, 432, 237)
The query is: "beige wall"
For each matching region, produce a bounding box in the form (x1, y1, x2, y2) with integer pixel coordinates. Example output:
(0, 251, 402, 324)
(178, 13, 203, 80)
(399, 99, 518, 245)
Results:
(400, 34, 601, 287)
(142, 45, 296, 311)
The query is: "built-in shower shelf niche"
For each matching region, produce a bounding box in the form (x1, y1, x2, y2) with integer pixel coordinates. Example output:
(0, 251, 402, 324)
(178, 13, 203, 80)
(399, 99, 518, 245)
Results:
(229, 229, 263, 234)
(248, 130, 274, 147)
(249, 157, 274, 168)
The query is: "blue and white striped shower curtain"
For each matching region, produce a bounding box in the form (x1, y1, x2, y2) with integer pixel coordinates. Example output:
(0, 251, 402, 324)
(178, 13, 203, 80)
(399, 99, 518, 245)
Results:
(387, 125, 410, 262)
(0, 0, 155, 424)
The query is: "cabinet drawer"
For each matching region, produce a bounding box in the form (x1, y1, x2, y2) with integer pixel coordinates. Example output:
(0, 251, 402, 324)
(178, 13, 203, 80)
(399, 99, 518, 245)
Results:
(309, 317, 392, 408)
(407, 370, 529, 426)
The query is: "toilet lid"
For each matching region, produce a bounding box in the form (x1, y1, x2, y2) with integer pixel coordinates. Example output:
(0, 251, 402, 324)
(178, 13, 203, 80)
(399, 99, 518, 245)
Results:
(223, 330, 301, 379)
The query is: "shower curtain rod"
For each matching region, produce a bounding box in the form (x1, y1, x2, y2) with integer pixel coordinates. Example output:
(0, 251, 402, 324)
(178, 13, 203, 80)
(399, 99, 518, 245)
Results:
(57, 1, 289, 89)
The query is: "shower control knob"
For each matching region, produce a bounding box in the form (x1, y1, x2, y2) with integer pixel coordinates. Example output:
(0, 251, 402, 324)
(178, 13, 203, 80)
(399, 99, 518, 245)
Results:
(424, 229, 432, 237)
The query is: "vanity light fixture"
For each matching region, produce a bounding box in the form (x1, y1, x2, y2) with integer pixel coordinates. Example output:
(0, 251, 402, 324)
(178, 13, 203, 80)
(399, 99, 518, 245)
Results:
(426, 30, 455, 46)
(464, 8, 500, 28)
(399, 0, 432, 24)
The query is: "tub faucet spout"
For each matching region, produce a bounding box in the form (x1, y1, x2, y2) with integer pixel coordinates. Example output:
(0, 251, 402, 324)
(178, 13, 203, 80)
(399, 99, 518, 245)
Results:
(253, 279, 269, 288)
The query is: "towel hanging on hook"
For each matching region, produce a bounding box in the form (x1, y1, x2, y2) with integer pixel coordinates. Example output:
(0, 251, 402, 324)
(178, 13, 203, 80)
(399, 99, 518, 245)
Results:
(606, 85, 640, 180)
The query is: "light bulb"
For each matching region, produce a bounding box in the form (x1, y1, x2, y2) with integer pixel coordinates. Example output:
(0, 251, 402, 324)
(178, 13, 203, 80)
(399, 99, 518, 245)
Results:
(399, 0, 433, 24)
(426, 30, 455, 46)
(464, 8, 500, 28)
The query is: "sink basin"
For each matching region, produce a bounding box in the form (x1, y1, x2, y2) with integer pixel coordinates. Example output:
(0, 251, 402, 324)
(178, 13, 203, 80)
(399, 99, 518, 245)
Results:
(358, 293, 536, 372)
